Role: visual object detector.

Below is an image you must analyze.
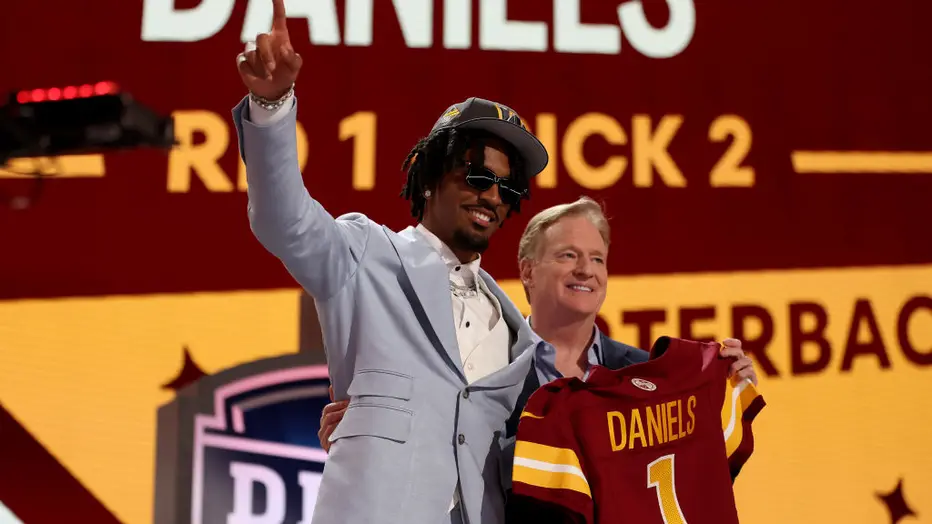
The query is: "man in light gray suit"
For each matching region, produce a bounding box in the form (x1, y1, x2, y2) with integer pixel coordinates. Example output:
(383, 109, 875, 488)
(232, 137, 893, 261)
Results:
(234, 1, 551, 523)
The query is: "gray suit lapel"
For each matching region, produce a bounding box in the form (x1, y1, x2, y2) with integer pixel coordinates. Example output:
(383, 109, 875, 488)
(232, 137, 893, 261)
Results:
(385, 226, 466, 383)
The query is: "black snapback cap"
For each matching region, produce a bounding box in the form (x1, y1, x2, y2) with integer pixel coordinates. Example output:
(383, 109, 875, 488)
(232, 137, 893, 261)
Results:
(429, 97, 549, 177)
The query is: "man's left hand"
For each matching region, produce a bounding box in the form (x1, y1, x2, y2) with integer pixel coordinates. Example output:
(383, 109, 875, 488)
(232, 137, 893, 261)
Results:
(720, 338, 758, 385)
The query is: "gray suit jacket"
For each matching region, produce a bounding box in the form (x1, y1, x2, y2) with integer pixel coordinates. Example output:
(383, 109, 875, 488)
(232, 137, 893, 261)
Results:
(232, 97, 538, 524)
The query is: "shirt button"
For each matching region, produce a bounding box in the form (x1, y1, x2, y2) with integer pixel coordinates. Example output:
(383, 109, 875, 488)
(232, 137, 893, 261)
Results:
(467, 363, 474, 371)
(465, 321, 471, 327)
(458, 434, 466, 445)
(455, 266, 461, 271)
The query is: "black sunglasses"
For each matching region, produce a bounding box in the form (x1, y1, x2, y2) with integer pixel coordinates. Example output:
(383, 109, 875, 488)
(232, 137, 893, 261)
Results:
(464, 162, 526, 206)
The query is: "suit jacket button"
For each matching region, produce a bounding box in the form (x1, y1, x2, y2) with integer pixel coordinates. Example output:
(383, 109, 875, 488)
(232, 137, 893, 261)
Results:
(462, 390, 469, 399)
(458, 434, 466, 445)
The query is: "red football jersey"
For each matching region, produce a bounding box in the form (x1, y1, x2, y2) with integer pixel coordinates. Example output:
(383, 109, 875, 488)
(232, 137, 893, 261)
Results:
(508, 336, 765, 524)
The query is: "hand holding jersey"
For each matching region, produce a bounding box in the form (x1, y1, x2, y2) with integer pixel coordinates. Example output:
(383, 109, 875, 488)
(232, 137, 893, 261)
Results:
(508, 337, 765, 524)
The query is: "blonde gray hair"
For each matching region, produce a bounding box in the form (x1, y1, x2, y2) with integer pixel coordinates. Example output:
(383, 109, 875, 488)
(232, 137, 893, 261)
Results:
(517, 196, 611, 263)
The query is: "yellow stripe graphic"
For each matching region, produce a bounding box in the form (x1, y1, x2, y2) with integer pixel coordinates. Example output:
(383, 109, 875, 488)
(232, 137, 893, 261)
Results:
(0, 154, 105, 178)
(792, 151, 932, 173)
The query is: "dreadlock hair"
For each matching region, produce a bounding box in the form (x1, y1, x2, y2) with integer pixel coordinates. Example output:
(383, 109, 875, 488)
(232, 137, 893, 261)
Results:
(399, 127, 530, 222)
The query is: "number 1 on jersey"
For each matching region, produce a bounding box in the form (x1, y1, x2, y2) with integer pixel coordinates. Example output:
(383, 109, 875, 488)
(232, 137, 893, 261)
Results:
(647, 454, 688, 524)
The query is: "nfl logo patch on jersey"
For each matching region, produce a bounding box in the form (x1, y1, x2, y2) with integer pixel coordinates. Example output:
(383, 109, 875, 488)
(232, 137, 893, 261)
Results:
(631, 378, 657, 391)
(153, 352, 331, 524)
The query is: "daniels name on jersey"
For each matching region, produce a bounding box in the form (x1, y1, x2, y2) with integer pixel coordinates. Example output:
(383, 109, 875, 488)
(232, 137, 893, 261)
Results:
(507, 336, 765, 524)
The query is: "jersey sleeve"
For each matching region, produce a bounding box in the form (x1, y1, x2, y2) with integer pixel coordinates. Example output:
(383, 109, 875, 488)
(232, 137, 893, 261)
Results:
(507, 382, 593, 524)
(719, 376, 766, 480)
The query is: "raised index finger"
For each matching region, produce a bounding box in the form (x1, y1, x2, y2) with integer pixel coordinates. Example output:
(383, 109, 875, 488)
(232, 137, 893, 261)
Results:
(271, 0, 288, 32)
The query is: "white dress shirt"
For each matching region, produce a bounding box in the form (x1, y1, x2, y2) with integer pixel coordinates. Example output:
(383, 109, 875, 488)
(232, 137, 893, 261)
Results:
(413, 224, 510, 382)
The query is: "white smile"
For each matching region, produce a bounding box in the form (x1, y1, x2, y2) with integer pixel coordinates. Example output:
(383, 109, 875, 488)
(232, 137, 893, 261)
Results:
(469, 209, 494, 224)
(568, 285, 593, 293)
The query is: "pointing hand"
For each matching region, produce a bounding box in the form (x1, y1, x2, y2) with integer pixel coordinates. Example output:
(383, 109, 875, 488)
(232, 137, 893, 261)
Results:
(236, 0, 303, 100)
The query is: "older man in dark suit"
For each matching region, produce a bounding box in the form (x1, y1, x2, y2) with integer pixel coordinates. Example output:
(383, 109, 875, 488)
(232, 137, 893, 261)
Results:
(511, 195, 757, 394)
(497, 196, 757, 492)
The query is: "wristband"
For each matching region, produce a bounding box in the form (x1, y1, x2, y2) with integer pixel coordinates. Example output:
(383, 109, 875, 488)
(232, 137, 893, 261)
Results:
(249, 84, 295, 112)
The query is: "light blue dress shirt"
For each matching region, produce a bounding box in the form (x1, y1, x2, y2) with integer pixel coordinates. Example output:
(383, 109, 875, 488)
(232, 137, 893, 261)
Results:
(527, 316, 604, 386)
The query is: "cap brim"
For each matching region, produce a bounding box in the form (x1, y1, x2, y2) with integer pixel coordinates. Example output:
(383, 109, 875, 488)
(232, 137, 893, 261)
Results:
(455, 118, 549, 177)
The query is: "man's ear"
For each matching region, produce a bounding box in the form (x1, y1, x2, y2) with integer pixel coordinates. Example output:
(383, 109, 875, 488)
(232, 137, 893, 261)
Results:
(422, 181, 439, 216)
(425, 174, 447, 201)
(518, 258, 534, 303)
(519, 258, 534, 289)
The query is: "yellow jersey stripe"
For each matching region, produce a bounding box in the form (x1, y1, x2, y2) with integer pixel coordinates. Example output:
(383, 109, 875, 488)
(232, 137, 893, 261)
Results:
(513, 457, 591, 498)
(722, 377, 762, 457)
(520, 411, 544, 419)
(722, 378, 758, 437)
(724, 413, 744, 457)
(721, 378, 740, 438)
(515, 441, 584, 470)
(738, 380, 761, 410)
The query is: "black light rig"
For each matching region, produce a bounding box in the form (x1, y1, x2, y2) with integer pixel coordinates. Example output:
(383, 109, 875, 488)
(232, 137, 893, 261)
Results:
(0, 81, 175, 209)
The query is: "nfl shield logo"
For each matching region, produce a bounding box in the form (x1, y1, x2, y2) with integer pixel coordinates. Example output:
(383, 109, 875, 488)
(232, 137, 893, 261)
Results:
(154, 353, 331, 524)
